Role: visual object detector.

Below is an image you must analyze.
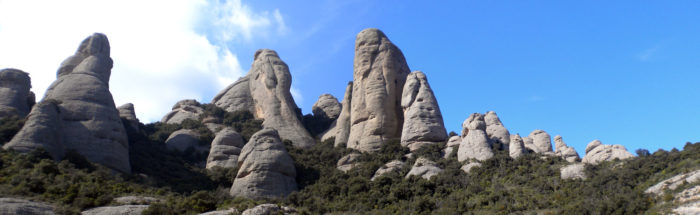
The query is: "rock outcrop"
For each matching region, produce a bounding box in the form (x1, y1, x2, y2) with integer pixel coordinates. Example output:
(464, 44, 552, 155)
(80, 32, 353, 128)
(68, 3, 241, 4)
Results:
(400, 71, 447, 151)
(161, 99, 203, 124)
(560, 163, 586, 180)
(372, 160, 405, 181)
(457, 113, 494, 162)
(4, 101, 65, 159)
(165, 129, 204, 152)
(527, 130, 552, 153)
(81, 205, 149, 215)
(337, 152, 362, 173)
(112, 196, 162, 205)
(213, 49, 314, 149)
(206, 128, 245, 169)
(199, 208, 240, 215)
(581, 140, 635, 164)
(241, 204, 297, 215)
(443, 136, 461, 159)
(347, 28, 410, 152)
(0, 68, 34, 118)
(509, 134, 528, 159)
(3, 33, 130, 173)
(554, 135, 580, 162)
(484, 111, 509, 149)
(0, 198, 54, 215)
(312, 94, 341, 122)
(672, 185, 700, 215)
(327, 82, 353, 146)
(645, 169, 700, 196)
(406, 157, 443, 180)
(230, 128, 297, 199)
(461, 162, 482, 174)
(117, 103, 139, 129)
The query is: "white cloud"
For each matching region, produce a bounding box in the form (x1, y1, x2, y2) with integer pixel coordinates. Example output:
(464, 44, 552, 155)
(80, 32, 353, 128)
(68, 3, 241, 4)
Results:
(290, 86, 304, 105)
(0, 0, 287, 122)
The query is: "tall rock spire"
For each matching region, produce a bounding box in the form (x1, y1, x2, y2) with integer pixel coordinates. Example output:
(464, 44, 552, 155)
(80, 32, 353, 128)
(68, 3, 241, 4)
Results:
(400, 71, 447, 151)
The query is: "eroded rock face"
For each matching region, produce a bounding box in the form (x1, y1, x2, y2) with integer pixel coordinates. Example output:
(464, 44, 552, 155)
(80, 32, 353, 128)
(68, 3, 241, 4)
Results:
(581, 140, 635, 165)
(213, 49, 314, 149)
(457, 113, 493, 162)
(161, 99, 203, 124)
(554, 135, 580, 162)
(81, 205, 149, 215)
(0, 68, 34, 118)
(0, 198, 54, 215)
(372, 160, 405, 181)
(199, 208, 239, 215)
(4, 101, 64, 159)
(165, 129, 203, 152)
(509, 134, 528, 159)
(337, 152, 362, 173)
(347, 28, 410, 152)
(443, 136, 462, 159)
(645, 169, 700, 196)
(230, 128, 297, 199)
(484, 111, 509, 149)
(405, 157, 443, 180)
(672, 185, 700, 215)
(117, 103, 139, 129)
(206, 128, 245, 169)
(312, 94, 341, 122)
(4, 33, 130, 173)
(400, 71, 447, 151)
(241, 204, 297, 215)
(527, 130, 552, 153)
(329, 82, 353, 146)
(560, 163, 586, 180)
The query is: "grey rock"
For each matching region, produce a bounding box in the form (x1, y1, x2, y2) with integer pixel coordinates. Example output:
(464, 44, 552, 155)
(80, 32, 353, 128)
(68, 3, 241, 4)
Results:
(4, 33, 130, 173)
(204, 123, 224, 133)
(165, 129, 205, 152)
(400, 71, 447, 151)
(112, 196, 162, 205)
(443, 136, 461, 159)
(560, 163, 586, 180)
(0, 68, 34, 118)
(484, 111, 510, 149)
(213, 50, 314, 149)
(406, 157, 443, 180)
(337, 152, 362, 173)
(645, 169, 700, 196)
(329, 82, 353, 147)
(581, 140, 635, 165)
(206, 128, 245, 169)
(553, 135, 580, 162)
(117, 103, 139, 129)
(528, 130, 552, 153)
(81, 205, 149, 215)
(672, 185, 700, 215)
(199, 208, 239, 215)
(312, 94, 341, 121)
(509, 134, 528, 159)
(230, 128, 297, 199)
(161, 99, 203, 124)
(4, 101, 64, 159)
(0, 198, 54, 215)
(461, 162, 482, 174)
(457, 113, 493, 162)
(523, 136, 534, 152)
(241, 204, 296, 215)
(372, 160, 405, 181)
(347, 28, 410, 152)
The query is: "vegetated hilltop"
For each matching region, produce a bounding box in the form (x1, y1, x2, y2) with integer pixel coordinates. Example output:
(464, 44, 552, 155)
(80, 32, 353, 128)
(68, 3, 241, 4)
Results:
(0, 29, 698, 215)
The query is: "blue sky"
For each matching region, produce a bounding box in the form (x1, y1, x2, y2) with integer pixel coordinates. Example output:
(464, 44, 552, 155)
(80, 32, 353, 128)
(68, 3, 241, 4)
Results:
(1, 0, 699, 156)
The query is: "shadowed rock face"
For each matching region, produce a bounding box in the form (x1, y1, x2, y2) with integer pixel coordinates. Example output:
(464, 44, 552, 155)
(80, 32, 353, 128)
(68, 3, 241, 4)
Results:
(312, 94, 341, 122)
(117, 103, 139, 129)
(206, 128, 245, 169)
(3, 101, 64, 159)
(213, 49, 314, 149)
(348, 28, 411, 152)
(161, 99, 203, 124)
(330, 82, 353, 147)
(4, 33, 130, 173)
(400, 71, 447, 151)
(0, 68, 34, 118)
(0, 198, 54, 215)
(230, 128, 297, 199)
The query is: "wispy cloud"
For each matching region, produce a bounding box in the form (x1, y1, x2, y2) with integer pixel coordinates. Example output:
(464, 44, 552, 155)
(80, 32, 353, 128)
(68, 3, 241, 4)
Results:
(637, 45, 660, 61)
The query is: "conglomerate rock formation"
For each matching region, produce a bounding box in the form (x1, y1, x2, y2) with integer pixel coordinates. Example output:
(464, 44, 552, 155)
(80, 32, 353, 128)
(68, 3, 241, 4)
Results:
(458, 113, 494, 162)
(3, 33, 131, 173)
(206, 128, 245, 169)
(0, 68, 34, 119)
(400, 71, 447, 151)
(581, 140, 635, 164)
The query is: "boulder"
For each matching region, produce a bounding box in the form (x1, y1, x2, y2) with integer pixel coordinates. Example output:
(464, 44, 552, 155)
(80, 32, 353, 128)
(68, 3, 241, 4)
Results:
(312, 94, 341, 121)
(371, 160, 405, 181)
(0, 198, 54, 215)
(328, 82, 353, 146)
(645, 169, 700, 196)
(406, 157, 443, 180)
(4, 33, 131, 173)
(165, 129, 204, 152)
(337, 152, 362, 173)
(161, 99, 203, 124)
(553, 135, 580, 162)
(347, 28, 410, 152)
(213, 49, 314, 149)
(509, 134, 528, 159)
(523, 136, 534, 152)
(241, 204, 297, 215)
(581, 140, 635, 164)
(4, 101, 64, 159)
(461, 162, 482, 174)
(528, 130, 552, 153)
(206, 128, 245, 169)
(560, 163, 586, 180)
(117, 103, 139, 129)
(230, 128, 297, 199)
(443, 136, 461, 159)
(0, 68, 34, 118)
(199, 208, 239, 215)
(484, 111, 510, 149)
(81, 205, 149, 215)
(112, 196, 162, 205)
(457, 113, 493, 162)
(400, 71, 447, 151)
